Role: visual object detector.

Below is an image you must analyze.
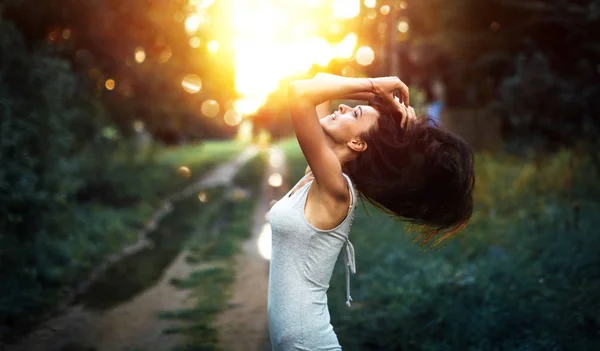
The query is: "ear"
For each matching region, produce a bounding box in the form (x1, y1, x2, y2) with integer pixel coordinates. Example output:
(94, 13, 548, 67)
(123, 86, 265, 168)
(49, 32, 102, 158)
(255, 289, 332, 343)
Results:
(347, 138, 368, 152)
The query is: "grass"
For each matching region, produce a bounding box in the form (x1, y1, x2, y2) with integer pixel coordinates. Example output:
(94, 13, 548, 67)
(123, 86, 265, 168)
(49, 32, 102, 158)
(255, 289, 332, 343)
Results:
(278, 137, 600, 351)
(158, 151, 266, 351)
(0, 139, 244, 342)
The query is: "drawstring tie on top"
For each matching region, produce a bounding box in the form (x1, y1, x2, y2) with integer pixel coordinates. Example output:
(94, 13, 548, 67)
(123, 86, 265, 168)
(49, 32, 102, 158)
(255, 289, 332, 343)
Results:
(343, 238, 356, 307)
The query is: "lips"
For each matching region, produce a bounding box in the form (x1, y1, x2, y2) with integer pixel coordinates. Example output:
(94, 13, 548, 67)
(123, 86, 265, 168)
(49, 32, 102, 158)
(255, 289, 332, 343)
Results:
(329, 114, 336, 120)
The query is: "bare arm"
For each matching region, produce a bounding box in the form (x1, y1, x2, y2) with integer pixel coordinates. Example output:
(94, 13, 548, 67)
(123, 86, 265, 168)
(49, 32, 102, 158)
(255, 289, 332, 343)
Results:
(289, 74, 373, 198)
(315, 92, 374, 118)
(294, 74, 410, 189)
(313, 73, 375, 118)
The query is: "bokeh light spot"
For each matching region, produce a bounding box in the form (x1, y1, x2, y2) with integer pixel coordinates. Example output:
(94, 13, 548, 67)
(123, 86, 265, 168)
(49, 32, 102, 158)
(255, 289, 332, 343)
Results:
(380, 5, 390, 15)
(47, 29, 60, 42)
(182, 74, 202, 94)
(397, 19, 410, 33)
(269, 149, 285, 168)
(177, 166, 191, 179)
(185, 15, 203, 34)
(365, 0, 376, 9)
(198, 191, 209, 203)
(366, 9, 377, 19)
(355, 46, 375, 66)
(207, 40, 220, 53)
(201, 99, 220, 117)
(224, 109, 242, 126)
(134, 47, 146, 63)
(158, 46, 172, 63)
(133, 120, 145, 132)
(189, 36, 201, 48)
(268, 173, 283, 187)
(105, 79, 116, 90)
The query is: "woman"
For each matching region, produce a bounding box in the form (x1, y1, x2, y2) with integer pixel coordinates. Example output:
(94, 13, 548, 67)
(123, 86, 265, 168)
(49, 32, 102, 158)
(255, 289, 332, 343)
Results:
(267, 73, 475, 350)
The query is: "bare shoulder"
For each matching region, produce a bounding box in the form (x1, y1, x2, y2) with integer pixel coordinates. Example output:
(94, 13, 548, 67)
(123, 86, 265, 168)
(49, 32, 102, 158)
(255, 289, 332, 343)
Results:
(304, 173, 353, 230)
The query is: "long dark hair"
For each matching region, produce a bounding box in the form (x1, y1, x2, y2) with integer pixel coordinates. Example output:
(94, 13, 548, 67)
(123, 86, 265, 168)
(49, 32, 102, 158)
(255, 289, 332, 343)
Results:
(344, 97, 475, 246)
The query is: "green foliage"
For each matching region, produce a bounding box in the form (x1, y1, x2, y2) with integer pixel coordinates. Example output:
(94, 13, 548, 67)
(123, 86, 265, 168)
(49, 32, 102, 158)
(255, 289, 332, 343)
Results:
(408, 0, 600, 152)
(487, 51, 600, 157)
(0, 15, 113, 327)
(280, 138, 600, 351)
(2, 0, 234, 141)
(0, 79, 242, 341)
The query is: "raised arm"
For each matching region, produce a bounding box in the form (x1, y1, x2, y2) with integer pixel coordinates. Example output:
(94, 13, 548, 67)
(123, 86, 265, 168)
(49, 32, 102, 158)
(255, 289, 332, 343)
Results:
(314, 73, 376, 118)
(288, 74, 374, 198)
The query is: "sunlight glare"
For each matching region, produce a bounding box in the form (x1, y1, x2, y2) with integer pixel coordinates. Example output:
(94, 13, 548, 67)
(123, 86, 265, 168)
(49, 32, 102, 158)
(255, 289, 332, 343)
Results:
(236, 120, 254, 143)
(333, 0, 360, 19)
(185, 15, 203, 34)
(365, 0, 376, 9)
(211, 0, 360, 116)
(258, 223, 272, 260)
(190, 0, 215, 10)
(335, 33, 357, 59)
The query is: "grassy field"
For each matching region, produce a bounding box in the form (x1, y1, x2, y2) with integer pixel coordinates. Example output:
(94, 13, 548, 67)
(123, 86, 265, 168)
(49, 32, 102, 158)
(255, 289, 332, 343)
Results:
(279, 137, 600, 351)
(1, 139, 244, 342)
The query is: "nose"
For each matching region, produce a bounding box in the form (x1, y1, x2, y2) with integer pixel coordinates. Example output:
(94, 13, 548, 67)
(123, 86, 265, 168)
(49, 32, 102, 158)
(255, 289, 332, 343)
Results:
(338, 104, 349, 113)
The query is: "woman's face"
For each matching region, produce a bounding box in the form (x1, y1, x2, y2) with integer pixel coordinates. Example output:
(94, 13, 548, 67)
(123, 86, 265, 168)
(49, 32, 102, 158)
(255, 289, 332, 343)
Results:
(319, 104, 380, 147)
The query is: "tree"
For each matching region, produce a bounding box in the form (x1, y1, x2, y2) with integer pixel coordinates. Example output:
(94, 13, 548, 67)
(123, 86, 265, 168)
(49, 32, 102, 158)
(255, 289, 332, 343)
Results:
(405, 0, 600, 153)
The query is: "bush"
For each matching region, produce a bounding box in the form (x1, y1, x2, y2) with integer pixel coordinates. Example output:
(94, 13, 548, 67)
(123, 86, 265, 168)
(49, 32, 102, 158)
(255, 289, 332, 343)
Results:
(280, 138, 600, 350)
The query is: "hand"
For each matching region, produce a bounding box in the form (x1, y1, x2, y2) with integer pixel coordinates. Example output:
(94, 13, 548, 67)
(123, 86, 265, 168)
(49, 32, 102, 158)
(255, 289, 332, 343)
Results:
(369, 76, 413, 127)
(395, 103, 417, 128)
(369, 76, 409, 106)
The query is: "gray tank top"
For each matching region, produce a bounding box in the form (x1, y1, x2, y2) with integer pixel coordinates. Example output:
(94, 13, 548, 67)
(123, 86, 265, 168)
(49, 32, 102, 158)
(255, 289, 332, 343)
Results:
(267, 172, 357, 350)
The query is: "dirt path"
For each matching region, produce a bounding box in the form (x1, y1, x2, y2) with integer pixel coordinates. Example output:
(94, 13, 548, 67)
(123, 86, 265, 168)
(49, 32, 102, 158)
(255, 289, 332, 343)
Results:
(214, 146, 289, 351)
(7, 147, 259, 351)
